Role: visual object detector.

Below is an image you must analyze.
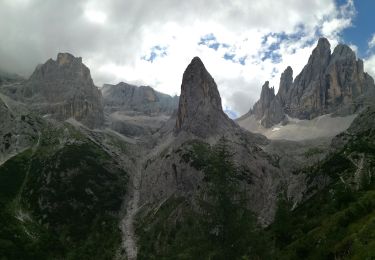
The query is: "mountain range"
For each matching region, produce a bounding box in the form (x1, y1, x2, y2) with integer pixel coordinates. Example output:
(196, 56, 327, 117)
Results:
(0, 37, 374, 260)
(238, 38, 375, 129)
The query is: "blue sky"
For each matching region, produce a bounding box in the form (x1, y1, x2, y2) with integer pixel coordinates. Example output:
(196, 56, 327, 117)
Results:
(338, 0, 375, 57)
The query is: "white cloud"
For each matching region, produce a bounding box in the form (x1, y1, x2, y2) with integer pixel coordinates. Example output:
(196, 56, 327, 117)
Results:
(321, 0, 355, 39)
(365, 54, 375, 79)
(369, 34, 375, 49)
(0, 0, 357, 116)
(84, 10, 107, 24)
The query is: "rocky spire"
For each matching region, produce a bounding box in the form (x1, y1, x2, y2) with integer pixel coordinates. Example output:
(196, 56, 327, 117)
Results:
(250, 81, 285, 128)
(252, 81, 274, 118)
(24, 53, 104, 128)
(287, 38, 331, 115)
(175, 57, 235, 137)
(277, 66, 293, 105)
(260, 82, 275, 104)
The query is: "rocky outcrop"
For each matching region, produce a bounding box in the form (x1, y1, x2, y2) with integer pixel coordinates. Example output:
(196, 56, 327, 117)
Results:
(175, 57, 236, 137)
(102, 82, 178, 115)
(22, 53, 104, 128)
(242, 38, 375, 128)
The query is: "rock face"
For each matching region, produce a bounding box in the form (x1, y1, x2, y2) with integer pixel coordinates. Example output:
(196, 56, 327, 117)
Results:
(102, 82, 178, 115)
(22, 53, 104, 128)
(243, 38, 375, 128)
(175, 57, 236, 137)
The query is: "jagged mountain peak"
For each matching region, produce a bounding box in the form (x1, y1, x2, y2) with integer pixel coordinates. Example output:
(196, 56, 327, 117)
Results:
(175, 57, 235, 137)
(30, 53, 92, 84)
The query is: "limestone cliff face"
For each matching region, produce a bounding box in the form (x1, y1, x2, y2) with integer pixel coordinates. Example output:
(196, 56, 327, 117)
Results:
(23, 53, 104, 128)
(102, 82, 178, 115)
(175, 57, 236, 137)
(244, 38, 375, 128)
(324, 45, 374, 113)
(287, 38, 332, 118)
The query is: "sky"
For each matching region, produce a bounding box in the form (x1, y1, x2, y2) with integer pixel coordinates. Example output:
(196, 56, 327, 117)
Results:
(0, 0, 374, 118)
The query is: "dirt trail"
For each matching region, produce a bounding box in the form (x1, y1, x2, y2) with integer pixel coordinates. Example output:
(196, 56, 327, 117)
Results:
(121, 157, 143, 260)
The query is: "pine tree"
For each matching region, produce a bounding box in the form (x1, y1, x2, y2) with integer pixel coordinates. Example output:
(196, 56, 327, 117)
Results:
(198, 137, 267, 259)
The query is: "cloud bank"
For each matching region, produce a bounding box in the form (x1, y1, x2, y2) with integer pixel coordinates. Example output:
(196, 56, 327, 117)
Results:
(0, 0, 359, 116)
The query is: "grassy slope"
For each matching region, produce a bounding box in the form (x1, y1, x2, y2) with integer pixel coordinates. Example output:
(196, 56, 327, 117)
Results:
(0, 123, 128, 259)
(0, 149, 46, 259)
(273, 109, 375, 260)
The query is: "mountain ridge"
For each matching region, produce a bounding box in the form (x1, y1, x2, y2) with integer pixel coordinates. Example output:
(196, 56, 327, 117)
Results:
(102, 82, 178, 115)
(102, 81, 178, 137)
(240, 37, 375, 129)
